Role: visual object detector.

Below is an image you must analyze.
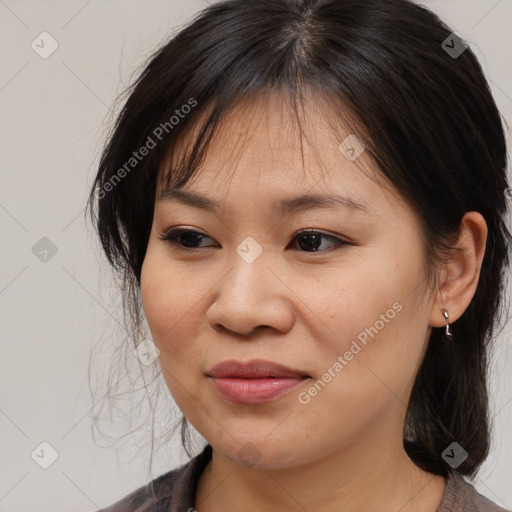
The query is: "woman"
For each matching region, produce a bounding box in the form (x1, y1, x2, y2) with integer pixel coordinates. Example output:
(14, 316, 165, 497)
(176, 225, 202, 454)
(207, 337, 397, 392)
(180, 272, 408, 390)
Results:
(89, 0, 512, 510)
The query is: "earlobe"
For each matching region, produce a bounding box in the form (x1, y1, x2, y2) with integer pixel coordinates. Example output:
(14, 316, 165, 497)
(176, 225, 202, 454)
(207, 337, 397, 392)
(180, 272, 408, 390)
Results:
(429, 211, 488, 328)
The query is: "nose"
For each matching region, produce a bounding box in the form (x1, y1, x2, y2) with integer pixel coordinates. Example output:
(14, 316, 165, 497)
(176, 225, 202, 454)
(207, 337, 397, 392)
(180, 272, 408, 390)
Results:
(206, 248, 295, 338)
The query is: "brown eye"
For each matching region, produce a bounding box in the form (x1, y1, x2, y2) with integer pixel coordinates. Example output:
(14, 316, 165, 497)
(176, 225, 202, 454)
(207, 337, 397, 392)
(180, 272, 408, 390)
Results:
(291, 230, 349, 252)
(159, 228, 349, 253)
(159, 229, 216, 249)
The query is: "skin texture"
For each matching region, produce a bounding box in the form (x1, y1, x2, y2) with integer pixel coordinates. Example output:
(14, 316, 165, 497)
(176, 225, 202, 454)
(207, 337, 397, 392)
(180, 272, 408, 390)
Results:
(140, 94, 487, 512)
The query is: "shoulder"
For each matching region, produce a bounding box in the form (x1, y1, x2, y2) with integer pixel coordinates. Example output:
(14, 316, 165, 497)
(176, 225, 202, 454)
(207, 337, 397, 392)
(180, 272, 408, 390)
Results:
(438, 472, 511, 512)
(96, 444, 213, 512)
(95, 467, 181, 512)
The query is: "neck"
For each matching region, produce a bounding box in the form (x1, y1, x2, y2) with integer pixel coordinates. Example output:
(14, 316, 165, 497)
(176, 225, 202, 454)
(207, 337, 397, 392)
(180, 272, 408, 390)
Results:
(194, 433, 446, 512)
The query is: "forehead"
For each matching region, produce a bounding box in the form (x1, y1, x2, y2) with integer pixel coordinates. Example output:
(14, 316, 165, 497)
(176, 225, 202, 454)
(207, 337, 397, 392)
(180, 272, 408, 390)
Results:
(156, 92, 396, 213)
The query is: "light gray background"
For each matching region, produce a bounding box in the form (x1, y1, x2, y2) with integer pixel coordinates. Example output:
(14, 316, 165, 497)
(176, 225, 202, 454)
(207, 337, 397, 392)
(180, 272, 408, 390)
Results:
(1, 1, 511, 510)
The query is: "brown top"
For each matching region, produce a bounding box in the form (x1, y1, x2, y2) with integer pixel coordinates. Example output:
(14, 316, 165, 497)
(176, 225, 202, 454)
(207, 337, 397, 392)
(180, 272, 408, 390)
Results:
(97, 444, 510, 512)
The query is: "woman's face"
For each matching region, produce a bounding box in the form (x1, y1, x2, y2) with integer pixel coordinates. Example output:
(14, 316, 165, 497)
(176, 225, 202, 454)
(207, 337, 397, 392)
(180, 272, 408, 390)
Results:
(141, 95, 438, 470)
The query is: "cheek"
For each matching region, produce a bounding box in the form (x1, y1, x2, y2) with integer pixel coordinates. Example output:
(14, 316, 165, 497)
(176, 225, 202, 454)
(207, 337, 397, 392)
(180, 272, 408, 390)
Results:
(141, 242, 188, 329)
(140, 259, 172, 340)
(299, 301, 422, 442)
(140, 246, 209, 368)
(141, 248, 187, 353)
(305, 264, 400, 351)
(140, 250, 207, 414)
(311, 248, 428, 388)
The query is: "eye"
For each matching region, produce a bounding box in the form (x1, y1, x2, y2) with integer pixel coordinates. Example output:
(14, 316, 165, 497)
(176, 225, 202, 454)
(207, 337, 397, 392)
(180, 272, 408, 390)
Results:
(159, 228, 216, 249)
(159, 228, 350, 252)
(292, 229, 349, 252)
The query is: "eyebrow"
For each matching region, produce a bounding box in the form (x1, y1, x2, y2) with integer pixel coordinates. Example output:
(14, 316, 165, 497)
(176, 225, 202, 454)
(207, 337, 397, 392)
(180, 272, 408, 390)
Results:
(157, 187, 371, 215)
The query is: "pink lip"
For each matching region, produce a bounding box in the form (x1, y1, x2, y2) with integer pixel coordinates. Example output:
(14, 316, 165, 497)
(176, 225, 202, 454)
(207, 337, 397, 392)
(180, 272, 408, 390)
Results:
(206, 359, 310, 404)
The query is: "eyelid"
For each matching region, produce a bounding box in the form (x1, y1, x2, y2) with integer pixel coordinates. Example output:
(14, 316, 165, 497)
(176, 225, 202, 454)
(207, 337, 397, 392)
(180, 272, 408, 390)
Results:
(297, 228, 351, 243)
(158, 227, 216, 248)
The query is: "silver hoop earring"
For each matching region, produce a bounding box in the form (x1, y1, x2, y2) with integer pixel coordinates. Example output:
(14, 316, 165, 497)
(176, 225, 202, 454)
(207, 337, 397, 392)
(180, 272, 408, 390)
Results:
(443, 309, 452, 339)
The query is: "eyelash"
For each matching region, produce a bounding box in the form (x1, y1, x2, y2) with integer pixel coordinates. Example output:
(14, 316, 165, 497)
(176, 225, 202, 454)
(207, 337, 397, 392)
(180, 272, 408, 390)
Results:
(158, 228, 350, 253)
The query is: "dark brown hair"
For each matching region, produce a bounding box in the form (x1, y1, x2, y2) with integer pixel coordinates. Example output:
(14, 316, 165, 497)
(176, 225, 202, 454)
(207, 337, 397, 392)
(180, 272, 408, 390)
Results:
(87, 0, 511, 478)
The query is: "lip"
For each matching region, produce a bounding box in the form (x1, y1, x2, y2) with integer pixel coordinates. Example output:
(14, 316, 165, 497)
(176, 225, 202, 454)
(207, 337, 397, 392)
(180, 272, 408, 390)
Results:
(206, 359, 310, 404)
(206, 359, 310, 379)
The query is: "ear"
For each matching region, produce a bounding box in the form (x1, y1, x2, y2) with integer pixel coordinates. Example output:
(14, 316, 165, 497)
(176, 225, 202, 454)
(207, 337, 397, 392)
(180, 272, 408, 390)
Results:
(429, 211, 488, 327)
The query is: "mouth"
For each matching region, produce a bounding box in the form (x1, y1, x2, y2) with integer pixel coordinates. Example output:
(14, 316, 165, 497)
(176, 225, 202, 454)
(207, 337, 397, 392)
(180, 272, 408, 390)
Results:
(206, 359, 311, 404)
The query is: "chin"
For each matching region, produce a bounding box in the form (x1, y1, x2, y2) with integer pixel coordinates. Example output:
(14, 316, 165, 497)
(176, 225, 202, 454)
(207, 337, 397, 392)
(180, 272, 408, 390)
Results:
(209, 435, 309, 471)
